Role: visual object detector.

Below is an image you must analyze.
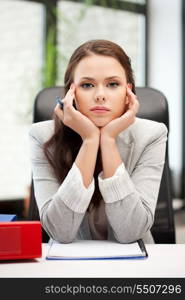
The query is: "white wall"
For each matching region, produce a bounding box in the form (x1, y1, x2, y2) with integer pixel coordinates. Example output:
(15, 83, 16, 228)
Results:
(148, 0, 182, 196)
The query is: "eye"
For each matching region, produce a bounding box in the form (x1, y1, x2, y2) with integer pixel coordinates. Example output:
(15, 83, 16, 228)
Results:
(80, 83, 94, 89)
(107, 82, 119, 88)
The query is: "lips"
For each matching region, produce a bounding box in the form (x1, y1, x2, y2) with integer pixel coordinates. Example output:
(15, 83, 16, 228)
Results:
(90, 106, 110, 111)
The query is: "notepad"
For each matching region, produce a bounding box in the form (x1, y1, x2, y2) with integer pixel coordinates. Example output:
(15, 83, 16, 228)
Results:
(46, 240, 148, 260)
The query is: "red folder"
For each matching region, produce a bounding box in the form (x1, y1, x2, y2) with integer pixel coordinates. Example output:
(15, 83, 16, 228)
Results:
(0, 221, 42, 260)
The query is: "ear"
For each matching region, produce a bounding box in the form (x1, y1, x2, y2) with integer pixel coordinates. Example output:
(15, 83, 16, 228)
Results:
(127, 83, 132, 90)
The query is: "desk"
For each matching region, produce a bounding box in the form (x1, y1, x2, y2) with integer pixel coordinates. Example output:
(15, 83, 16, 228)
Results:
(1, 244, 185, 278)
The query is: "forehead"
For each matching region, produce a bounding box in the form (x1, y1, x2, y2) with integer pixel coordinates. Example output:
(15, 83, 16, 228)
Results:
(73, 54, 126, 80)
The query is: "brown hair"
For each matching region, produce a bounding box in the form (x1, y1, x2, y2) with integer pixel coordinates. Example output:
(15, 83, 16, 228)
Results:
(43, 39, 135, 209)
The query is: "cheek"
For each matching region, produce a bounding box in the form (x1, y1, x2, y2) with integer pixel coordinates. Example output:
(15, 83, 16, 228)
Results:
(113, 92, 127, 115)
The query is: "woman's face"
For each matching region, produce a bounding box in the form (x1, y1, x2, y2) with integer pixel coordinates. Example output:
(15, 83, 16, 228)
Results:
(73, 54, 131, 127)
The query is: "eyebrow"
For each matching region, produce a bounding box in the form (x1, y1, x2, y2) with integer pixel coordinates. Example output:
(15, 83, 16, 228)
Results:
(79, 76, 122, 81)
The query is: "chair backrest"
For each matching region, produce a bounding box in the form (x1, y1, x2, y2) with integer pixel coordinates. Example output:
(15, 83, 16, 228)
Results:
(29, 86, 176, 243)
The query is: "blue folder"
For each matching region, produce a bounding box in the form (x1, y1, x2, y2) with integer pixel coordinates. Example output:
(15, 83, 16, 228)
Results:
(0, 214, 17, 222)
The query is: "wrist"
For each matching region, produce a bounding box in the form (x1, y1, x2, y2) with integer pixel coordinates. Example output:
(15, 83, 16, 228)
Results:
(100, 134, 116, 146)
(83, 128, 100, 141)
(83, 134, 100, 145)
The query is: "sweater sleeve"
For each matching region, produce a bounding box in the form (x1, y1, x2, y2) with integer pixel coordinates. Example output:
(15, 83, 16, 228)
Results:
(98, 163, 134, 202)
(98, 123, 168, 243)
(29, 126, 95, 243)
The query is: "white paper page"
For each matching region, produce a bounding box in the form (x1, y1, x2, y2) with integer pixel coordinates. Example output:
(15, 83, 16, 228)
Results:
(47, 240, 143, 258)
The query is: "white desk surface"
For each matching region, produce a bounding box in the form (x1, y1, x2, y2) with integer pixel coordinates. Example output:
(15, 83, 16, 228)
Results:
(1, 244, 185, 278)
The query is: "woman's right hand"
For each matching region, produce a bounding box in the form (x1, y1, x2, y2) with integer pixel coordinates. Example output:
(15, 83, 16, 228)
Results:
(54, 84, 100, 141)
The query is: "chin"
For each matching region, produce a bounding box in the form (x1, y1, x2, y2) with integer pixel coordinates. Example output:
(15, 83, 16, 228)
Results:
(92, 119, 110, 128)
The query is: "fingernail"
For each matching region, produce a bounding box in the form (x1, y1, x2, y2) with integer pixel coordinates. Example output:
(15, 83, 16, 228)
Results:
(70, 83, 75, 89)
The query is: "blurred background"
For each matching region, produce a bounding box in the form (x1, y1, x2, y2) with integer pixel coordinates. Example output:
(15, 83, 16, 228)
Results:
(0, 0, 184, 242)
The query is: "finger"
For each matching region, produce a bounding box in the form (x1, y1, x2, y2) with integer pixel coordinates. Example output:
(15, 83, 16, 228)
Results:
(64, 84, 76, 107)
(54, 103, 64, 121)
(55, 103, 64, 114)
(127, 89, 138, 107)
(126, 86, 135, 96)
(134, 99, 140, 113)
(129, 98, 139, 115)
(56, 96, 64, 109)
(127, 87, 138, 104)
(126, 87, 134, 104)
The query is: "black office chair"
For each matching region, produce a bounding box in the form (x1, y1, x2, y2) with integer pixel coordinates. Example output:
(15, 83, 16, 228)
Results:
(28, 86, 176, 243)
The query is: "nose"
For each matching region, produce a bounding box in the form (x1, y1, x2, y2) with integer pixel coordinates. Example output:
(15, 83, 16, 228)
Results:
(95, 90, 106, 103)
(95, 95, 105, 102)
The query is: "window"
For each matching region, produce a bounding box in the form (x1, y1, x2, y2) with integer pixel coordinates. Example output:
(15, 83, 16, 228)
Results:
(0, 0, 44, 200)
(0, 0, 147, 203)
(57, 0, 147, 86)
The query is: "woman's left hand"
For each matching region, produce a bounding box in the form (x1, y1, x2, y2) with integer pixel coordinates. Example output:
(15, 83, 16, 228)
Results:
(100, 87, 139, 140)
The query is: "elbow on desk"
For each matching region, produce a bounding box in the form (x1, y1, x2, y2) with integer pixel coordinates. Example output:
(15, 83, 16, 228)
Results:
(113, 217, 153, 244)
(113, 229, 143, 243)
(114, 233, 144, 244)
(51, 235, 75, 244)
(40, 214, 76, 244)
(45, 225, 77, 244)
(43, 225, 76, 244)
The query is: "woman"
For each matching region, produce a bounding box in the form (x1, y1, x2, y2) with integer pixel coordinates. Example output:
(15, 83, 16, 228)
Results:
(29, 39, 167, 244)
